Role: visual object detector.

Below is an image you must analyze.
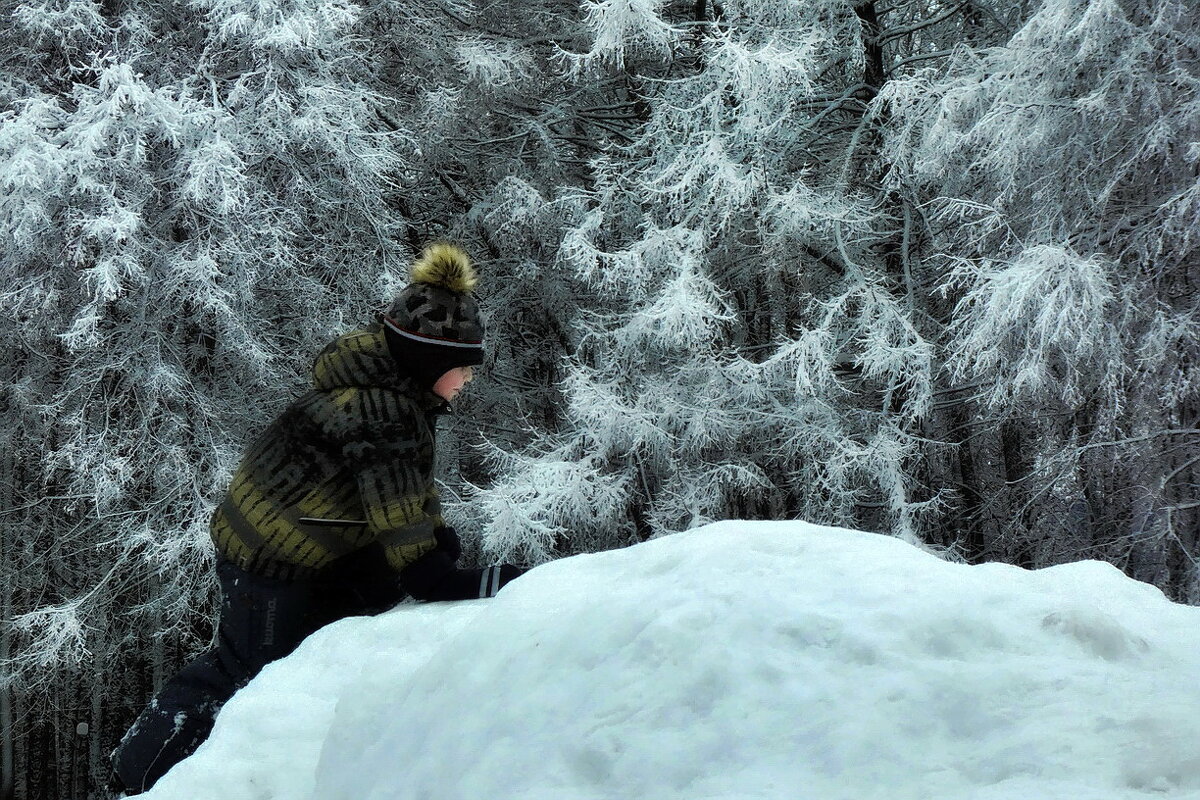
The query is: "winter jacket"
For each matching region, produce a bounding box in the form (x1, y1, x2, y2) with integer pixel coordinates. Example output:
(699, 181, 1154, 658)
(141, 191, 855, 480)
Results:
(210, 324, 447, 581)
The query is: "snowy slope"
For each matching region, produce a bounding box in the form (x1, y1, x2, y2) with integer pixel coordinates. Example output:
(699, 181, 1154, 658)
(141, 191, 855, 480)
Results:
(137, 521, 1200, 800)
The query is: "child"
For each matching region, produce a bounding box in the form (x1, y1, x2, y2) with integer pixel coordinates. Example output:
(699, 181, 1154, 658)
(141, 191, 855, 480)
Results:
(112, 242, 524, 792)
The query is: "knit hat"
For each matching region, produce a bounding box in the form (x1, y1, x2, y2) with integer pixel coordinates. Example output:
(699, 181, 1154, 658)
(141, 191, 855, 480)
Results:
(382, 242, 485, 390)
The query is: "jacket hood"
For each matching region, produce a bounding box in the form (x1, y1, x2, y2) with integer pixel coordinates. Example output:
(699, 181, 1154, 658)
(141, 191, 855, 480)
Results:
(311, 324, 446, 412)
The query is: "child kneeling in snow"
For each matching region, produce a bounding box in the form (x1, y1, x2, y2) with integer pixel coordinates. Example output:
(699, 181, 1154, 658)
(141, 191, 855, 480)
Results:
(112, 243, 525, 793)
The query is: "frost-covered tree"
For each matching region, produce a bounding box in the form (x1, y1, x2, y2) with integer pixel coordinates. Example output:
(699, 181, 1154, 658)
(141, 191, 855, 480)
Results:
(0, 0, 654, 792)
(472, 0, 1198, 607)
(471, 0, 1010, 562)
(879, 0, 1200, 595)
(0, 0, 416, 793)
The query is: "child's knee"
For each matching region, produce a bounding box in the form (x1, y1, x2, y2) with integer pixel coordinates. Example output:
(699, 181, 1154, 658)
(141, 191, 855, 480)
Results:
(110, 683, 225, 792)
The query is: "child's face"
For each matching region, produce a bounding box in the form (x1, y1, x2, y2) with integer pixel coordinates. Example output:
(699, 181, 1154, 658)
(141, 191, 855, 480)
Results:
(432, 366, 474, 402)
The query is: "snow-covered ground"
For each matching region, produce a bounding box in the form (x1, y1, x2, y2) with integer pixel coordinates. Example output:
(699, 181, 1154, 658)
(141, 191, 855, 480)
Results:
(136, 521, 1200, 800)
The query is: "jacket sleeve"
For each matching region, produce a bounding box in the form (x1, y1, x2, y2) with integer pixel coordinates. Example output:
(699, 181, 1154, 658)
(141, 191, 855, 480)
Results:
(338, 388, 442, 572)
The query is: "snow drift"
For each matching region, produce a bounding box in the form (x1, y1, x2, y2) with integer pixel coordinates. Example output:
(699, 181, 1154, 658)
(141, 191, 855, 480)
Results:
(137, 521, 1200, 800)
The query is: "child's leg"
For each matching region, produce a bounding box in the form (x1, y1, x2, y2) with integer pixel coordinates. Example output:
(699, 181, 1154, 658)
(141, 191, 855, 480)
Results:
(111, 560, 318, 792)
(109, 648, 232, 793)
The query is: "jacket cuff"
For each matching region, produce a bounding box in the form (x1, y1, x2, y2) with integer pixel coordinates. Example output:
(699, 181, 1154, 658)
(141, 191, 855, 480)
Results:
(400, 551, 525, 601)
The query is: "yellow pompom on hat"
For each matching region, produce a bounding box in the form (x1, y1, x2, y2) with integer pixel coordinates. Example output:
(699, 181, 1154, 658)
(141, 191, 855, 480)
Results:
(409, 241, 479, 293)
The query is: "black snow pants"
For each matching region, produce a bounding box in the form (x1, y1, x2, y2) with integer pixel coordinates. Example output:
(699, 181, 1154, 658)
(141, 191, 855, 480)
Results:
(111, 546, 406, 793)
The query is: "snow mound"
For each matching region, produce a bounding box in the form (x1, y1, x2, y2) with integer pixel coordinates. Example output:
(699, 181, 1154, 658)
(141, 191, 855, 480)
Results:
(142, 521, 1200, 800)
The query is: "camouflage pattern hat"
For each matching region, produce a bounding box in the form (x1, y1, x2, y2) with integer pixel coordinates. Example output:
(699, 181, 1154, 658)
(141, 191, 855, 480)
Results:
(382, 243, 485, 387)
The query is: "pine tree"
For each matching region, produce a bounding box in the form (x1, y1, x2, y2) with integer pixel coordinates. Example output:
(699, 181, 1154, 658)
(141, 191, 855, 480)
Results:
(0, 0, 410, 792)
(879, 0, 1200, 594)
(471, 0, 988, 561)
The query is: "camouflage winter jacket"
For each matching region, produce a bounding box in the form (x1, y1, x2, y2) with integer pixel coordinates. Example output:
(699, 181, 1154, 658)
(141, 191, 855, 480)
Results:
(210, 324, 446, 580)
